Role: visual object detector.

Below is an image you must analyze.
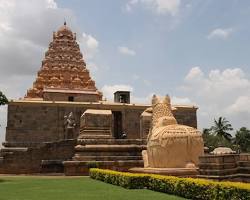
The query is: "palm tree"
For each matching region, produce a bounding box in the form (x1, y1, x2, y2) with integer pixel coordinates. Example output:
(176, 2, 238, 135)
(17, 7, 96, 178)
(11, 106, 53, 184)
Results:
(210, 117, 233, 141)
(202, 128, 211, 136)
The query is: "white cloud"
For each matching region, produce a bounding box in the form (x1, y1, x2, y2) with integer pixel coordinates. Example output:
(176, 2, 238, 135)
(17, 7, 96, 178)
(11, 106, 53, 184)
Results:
(118, 46, 136, 56)
(0, 0, 77, 77)
(207, 28, 233, 40)
(126, 0, 181, 16)
(79, 33, 99, 59)
(185, 66, 204, 81)
(227, 96, 250, 114)
(46, 0, 57, 9)
(172, 96, 192, 105)
(179, 67, 250, 129)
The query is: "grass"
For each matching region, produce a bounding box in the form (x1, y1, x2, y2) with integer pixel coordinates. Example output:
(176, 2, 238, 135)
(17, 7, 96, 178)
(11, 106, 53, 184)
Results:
(0, 176, 186, 200)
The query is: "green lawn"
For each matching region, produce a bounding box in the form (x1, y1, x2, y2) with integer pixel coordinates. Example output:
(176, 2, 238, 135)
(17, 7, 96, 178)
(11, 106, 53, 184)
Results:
(0, 176, 186, 200)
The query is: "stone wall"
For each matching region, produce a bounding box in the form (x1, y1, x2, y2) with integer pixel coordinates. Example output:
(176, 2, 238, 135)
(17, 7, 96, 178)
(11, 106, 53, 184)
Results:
(5, 101, 148, 146)
(173, 106, 198, 128)
(140, 106, 198, 138)
(198, 153, 250, 182)
(5, 100, 198, 146)
(43, 91, 100, 102)
(0, 139, 76, 174)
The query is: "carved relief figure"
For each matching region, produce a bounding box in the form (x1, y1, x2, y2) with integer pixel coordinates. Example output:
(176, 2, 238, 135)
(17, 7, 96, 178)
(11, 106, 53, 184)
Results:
(64, 112, 76, 139)
(146, 95, 204, 168)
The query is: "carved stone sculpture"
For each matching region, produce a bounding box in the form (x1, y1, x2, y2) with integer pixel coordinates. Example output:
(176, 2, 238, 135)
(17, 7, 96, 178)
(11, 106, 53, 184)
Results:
(146, 95, 204, 168)
(64, 112, 76, 139)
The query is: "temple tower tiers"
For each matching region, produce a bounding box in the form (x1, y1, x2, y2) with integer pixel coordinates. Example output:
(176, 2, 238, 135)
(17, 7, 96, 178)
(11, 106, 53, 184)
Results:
(25, 22, 102, 102)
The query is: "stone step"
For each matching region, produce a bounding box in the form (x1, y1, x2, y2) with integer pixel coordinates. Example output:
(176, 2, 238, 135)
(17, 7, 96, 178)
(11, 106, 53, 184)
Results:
(41, 160, 64, 173)
(0, 147, 28, 153)
(80, 129, 111, 134)
(198, 162, 237, 170)
(237, 161, 250, 167)
(238, 167, 250, 174)
(74, 151, 142, 157)
(64, 160, 144, 175)
(75, 144, 145, 152)
(63, 160, 143, 165)
(199, 168, 238, 176)
(72, 155, 142, 161)
(0, 152, 14, 157)
(77, 138, 146, 145)
(78, 135, 113, 139)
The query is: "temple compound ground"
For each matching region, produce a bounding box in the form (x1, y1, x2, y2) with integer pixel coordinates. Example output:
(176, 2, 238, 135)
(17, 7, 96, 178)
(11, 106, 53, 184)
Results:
(0, 23, 197, 175)
(1, 23, 250, 182)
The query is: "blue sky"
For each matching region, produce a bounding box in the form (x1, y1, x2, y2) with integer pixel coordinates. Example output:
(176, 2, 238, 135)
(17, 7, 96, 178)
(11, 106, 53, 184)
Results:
(0, 0, 250, 144)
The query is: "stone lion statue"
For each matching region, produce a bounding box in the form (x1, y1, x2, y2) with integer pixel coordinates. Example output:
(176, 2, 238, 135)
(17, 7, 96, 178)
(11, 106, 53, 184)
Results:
(146, 95, 204, 168)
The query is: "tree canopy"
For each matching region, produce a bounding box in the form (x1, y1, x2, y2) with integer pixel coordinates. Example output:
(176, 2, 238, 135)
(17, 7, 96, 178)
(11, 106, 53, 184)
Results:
(210, 117, 233, 141)
(0, 91, 8, 105)
(202, 117, 250, 153)
(235, 127, 250, 153)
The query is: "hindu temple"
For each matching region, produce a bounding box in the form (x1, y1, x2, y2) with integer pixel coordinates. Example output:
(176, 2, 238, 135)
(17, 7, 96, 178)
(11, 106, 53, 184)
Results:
(0, 23, 198, 175)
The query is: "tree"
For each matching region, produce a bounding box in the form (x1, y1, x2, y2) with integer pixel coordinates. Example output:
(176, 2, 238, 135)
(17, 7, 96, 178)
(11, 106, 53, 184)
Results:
(235, 127, 250, 152)
(210, 117, 233, 141)
(0, 91, 8, 105)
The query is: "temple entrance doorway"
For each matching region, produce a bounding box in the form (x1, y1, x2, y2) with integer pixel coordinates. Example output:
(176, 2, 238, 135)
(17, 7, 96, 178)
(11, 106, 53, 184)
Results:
(113, 111, 122, 139)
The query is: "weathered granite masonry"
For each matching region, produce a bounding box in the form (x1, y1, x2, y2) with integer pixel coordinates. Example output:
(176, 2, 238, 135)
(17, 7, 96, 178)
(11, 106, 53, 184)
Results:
(198, 154, 250, 182)
(5, 100, 197, 146)
(0, 139, 76, 174)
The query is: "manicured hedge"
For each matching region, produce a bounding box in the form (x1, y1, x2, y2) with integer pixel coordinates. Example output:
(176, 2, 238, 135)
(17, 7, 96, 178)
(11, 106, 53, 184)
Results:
(89, 168, 149, 189)
(89, 168, 250, 200)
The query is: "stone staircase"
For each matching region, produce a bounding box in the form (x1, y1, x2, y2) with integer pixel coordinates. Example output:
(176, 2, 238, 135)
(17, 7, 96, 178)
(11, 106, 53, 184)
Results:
(64, 138, 147, 175)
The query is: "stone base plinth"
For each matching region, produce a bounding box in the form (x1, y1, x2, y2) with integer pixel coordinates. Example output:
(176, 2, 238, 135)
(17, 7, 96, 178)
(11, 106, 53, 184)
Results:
(198, 153, 250, 182)
(64, 160, 143, 176)
(129, 167, 199, 177)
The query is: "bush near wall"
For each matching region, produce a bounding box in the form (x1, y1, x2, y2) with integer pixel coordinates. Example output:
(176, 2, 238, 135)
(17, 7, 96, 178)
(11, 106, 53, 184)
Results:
(89, 168, 149, 189)
(89, 168, 250, 200)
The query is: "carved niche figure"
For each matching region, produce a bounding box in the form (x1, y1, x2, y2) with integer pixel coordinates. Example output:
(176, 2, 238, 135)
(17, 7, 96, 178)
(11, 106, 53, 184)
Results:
(64, 112, 76, 139)
(145, 95, 204, 169)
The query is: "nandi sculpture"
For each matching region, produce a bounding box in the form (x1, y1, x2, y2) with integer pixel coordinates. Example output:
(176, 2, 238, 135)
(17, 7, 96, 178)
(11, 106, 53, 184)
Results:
(146, 95, 204, 169)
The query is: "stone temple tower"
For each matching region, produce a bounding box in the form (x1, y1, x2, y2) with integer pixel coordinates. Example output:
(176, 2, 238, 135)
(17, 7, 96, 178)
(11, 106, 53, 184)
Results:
(25, 22, 102, 102)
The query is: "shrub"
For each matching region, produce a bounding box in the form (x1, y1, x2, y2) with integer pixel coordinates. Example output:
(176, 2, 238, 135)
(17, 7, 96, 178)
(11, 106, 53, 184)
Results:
(89, 168, 149, 189)
(89, 168, 250, 200)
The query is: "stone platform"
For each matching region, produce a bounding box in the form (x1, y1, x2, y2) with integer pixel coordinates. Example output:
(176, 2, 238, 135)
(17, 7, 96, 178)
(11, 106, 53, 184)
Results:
(64, 139, 146, 175)
(129, 167, 199, 177)
(0, 140, 76, 174)
(198, 153, 250, 182)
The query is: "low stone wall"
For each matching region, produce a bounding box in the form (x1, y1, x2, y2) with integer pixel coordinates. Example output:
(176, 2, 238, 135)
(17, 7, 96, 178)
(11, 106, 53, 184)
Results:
(0, 139, 76, 174)
(198, 153, 250, 182)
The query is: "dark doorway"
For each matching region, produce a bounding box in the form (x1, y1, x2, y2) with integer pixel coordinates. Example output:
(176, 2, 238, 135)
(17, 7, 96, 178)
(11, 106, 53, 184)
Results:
(113, 111, 122, 139)
(68, 96, 74, 102)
